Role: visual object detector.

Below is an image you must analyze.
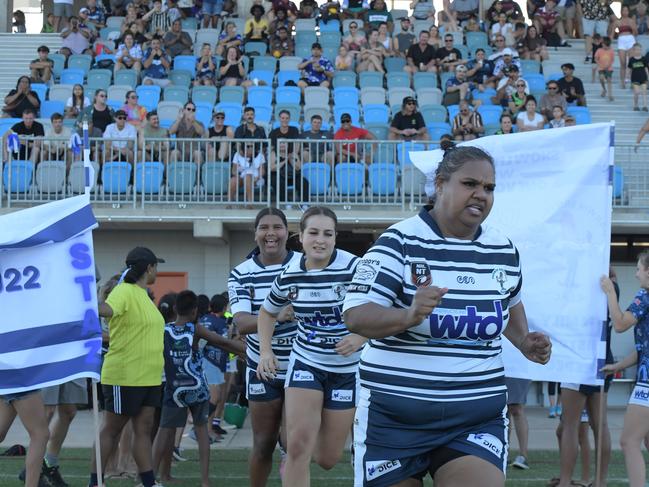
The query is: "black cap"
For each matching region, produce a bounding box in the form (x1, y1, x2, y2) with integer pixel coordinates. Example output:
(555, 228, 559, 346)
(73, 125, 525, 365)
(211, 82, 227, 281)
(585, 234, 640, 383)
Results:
(402, 96, 417, 106)
(561, 62, 575, 70)
(126, 247, 165, 266)
(340, 113, 352, 122)
(114, 109, 127, 117)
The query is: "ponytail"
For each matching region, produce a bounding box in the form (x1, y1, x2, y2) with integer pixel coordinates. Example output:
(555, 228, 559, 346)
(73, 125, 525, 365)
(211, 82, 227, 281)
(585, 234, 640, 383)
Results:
(123, 261, 149, 284)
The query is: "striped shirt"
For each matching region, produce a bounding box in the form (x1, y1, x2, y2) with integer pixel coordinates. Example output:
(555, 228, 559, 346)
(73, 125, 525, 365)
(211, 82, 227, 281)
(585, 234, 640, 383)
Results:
(343, 206, 522, 402)
(263, 249, 361, 373)
(228, 250, 301, 379)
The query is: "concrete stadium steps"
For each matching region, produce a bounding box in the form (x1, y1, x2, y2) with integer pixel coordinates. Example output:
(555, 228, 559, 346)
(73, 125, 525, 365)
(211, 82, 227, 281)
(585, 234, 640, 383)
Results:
(0, 33, 62, 102)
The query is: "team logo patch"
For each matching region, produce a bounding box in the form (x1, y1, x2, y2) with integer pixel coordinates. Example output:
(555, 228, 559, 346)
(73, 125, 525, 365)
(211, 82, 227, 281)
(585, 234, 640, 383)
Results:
(288, 285, 299, 300)
(227, 286, 239, 304)
(632, 385, 649, 403)
(355, 259, 380, 283)
(331, 389, 353, 402)
(491, 268, 509, 294)
(467, 433, 503, 457)
(366, 460, 402, 481)
(292, 370, 314, 381)
(249, 383, 266, 395)
(332, 283, 347, 301)
(411, 262, 431, 288)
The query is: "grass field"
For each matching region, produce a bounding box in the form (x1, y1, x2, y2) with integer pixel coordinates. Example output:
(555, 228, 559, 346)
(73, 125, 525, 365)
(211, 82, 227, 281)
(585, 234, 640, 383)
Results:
(0, 449, 640, 486)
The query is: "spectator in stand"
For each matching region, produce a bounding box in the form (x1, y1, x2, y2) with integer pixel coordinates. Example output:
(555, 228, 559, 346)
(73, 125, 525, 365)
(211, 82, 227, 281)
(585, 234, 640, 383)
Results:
(377, 22, 394, 53)
(394, 17, 416, 57)
(201, 0, 223, 29)
(77, 89, 114, 137)
(119, 21, 148, 47)
(411, 0, 436, 21)
(104, 110, 137, 163)
(269, 7, 293, 35)
(207, 111, 235, 162)
(245, 5, 270, 42)
(595, 36, 615, 102)
(465, 14, 482, 32)
(300, 114, 334, 167)
(613, 5, 638, 88)
(169, 101, 206, 165)
(445, 64, 482, 106)
(490, 34, 519, 62)
(356, 29, 387, 72)
(59, 16, 92, 60)
(466, 48, 496, 87)
(42, 13, 56, 33)
(427, 24, 443, 49)
(142, 36, 172, 87)
(534, 0, 571, 46)
(342, 0, 369, 19)
(30, 46, 54, 85)
(540, 80, 567, 119)
(78, 8, 99, 41)
(521, 25, 549, 61)
(512, 21, 527, 52)
(557, 62, 587, 106)
(121, 90, 147, 128)
(487, 0, 521, 26)
(452, 100, 483, 140)
(491, 12, 514, 45)
(142, 0, 172, 40)
(628, 42, 649, 111)
(516, 95, 545, 131)
(43, 112, 73, 169)
(449, 0, 479, 22)
(298, 43, 335, 91)
(389, 96, 429, 141)
(8, 108, 44, 163)
(335, 45, 354, 70)
(85, 0, 106, 31)
(333, 113, 376, 163)
(139, 110, 170, 165)
(365, 0, 393, 32)
(268, 0, 299, 21)
(163, 19, 193, 58)
(508, 77, 529, 113)
(636, 1, 649, 35)
(270, 25, 295, 58)
(269, 110, 310, 203)
(548, 105, 566, 127)
(65, 84, 90, 120)
(2, 76, 40, 118)
(120, 3, 142, 34)
(115, 31, 143, 74)
(343, 21, 367, 55)
(493, 65, 528, 106)
(297, 0, 319, 19)
(493, 48, 522, 79)
(495, 112, 515, 134)
(436, 34, 465, 72)
(404, 30, 436, 74)
(195, 43, 219, 86)
(230, 142, 265, 203)
(53, 0, 73, 32)
(234, 106, 267, 150)
(216, 21, 243, 56)
(558, 0, 578, 39)
(219, 46, 255, 87)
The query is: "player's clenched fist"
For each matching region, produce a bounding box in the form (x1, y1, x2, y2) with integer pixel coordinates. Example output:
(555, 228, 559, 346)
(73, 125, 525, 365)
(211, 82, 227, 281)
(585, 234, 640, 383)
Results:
(405, 286, 448, 328)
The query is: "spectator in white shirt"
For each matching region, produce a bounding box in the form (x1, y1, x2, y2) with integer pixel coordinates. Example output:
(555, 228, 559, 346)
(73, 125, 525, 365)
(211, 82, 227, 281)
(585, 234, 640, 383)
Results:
(103, 110, 137, 163)
(516, 95, 546, 131)
(230, 142, 265, 203)
(43, 112, 73, 170)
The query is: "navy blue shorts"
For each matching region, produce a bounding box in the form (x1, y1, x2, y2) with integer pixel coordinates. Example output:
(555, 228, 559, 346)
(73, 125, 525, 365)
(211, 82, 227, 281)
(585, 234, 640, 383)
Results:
(285, 356, 357, 410)
(353, 387, 508, 486)
(246, 367, 285, 402)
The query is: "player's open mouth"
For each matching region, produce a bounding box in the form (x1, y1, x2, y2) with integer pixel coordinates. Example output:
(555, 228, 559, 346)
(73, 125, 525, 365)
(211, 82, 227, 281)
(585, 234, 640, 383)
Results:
(466, 204, 484, 216)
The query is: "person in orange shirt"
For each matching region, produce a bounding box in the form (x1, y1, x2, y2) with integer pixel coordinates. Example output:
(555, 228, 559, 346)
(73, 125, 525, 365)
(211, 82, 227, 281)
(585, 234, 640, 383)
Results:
(595, 36, 615, 102)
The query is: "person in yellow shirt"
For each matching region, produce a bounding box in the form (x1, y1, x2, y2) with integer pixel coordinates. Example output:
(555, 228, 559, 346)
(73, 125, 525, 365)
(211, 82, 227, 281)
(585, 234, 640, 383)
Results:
(89, 246, 165, 487)
(245, 4, 269, 41)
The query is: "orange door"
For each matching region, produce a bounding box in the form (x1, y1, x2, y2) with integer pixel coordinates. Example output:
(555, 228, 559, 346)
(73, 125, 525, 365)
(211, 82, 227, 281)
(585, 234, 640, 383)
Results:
(150, 272, 188, 304)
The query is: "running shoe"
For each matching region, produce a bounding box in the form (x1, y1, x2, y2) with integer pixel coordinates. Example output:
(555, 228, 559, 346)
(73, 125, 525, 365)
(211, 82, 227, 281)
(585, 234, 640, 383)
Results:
(511, 455, 530, 470)
(548, 406, 556, 418)
(172, 447, 187, 462)
(42, 464, 69, 487)
(212, 424, 229, 435)
(18, 466, 52, 487)
(556, 405, 563, 416)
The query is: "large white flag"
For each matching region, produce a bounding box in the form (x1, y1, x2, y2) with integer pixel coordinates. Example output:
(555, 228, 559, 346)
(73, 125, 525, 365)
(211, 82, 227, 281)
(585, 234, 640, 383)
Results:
(0, 194, 102, 394)
(410, 123, 613, 385)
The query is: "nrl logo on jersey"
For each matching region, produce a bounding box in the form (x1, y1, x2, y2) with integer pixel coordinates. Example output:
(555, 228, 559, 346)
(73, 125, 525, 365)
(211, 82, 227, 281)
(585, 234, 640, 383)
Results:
(410, 261, 431, 288)
(287, 285, 299, 300)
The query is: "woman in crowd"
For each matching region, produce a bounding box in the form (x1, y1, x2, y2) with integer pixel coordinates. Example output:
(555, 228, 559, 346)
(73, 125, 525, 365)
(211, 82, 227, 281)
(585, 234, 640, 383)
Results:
(356, 29, 387, 73)
(495, 112, 515, 134)
(65, 84, 90, 120)
(91, 246, 166, 487)
(343, 141, 551, 487)
(343, 21, 367, 55)
(228, 208, 301, 487)
(2, 76, 40, 118)
(377, 22, 394, 54)
(427, 24, 443, 49)
(521, 25, 548, 61)
(508, 78, 529, 114)
(257, 207, 366, 486)
(613, 5, 638, 88)
(219, 46, 255, 88)
(121, 90, 147, 127)
(115, 31, 143, 74)
(516, 95, 545, 131)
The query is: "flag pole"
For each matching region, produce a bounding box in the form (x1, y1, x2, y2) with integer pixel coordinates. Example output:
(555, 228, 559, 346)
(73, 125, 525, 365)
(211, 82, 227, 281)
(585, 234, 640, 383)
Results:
(92, 381, 104, 487)
(595, 382, 605, 487)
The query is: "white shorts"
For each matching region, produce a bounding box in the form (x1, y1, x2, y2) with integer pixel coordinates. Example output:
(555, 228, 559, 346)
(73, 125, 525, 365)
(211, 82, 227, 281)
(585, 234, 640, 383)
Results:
(618, 33, 636, 51)
(582, 18, 609, 37)
(628, 383, 649, 407)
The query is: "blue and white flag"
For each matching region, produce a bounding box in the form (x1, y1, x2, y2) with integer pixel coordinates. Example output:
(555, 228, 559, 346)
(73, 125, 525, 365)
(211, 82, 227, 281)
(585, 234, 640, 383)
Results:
(410, 123, 613, 385)
(0, 194, 102, 394)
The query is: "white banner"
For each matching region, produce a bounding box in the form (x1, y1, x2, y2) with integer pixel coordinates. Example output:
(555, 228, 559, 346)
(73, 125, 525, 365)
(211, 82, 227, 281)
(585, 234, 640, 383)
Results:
(410, 123, 613, 385)
(0, 195, 102, 394)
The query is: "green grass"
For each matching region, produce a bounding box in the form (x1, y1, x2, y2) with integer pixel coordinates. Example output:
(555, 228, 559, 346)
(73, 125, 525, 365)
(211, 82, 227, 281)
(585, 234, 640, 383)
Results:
(0, 449, 638, 486)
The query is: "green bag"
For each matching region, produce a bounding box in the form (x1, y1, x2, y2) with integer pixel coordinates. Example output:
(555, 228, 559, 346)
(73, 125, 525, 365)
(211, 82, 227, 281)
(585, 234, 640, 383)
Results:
(224, 403, 248, 429)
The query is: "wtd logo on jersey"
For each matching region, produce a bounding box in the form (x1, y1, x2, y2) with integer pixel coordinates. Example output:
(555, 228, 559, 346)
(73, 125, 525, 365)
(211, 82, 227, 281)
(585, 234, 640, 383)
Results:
(429, 301, 504, 340)
(303, 306, 343, 327)
(366, 460, 402, 481)
(467, 433, 503, 457)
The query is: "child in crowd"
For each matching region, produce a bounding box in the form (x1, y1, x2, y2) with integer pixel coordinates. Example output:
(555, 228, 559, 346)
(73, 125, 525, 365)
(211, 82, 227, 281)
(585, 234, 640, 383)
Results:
(335, 45, 354, 70)
(549, 105, 566, 128)
(590, 33, 603, 81)
(13, 10, 26, 33)
(594, 36, 615, 102)
(41, 13, 55, 33)
(628, 43, 649, 111)
(230, 143, 265, 202)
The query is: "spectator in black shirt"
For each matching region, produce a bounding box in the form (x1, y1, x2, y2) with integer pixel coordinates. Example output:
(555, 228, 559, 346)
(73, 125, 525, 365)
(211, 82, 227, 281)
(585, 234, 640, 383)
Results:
(557, 63, 587, 106)
(300, 114, 334, 167)
(8, 108, 44, 163)
(389, 96, 429, 141)
(234, 106, 267, 157)
(435, 34, 465, 72)
(3, 76, 41, 118)
(404, 30, 437, 74)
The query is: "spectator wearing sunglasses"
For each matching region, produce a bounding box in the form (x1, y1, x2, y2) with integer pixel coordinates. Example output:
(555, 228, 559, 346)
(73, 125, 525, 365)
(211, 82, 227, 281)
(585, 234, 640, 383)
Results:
(207, 111, 235, 162)
(169, 102, 206, 166)
(389, 96, 429, 141)
(121, 90, 147, 128)
(435, 34, 465, 73)
(104, 109, 137, 163)
(333, 113, 376, 164)
(452, 100, 484, 141)
(539, 81, 567, 120)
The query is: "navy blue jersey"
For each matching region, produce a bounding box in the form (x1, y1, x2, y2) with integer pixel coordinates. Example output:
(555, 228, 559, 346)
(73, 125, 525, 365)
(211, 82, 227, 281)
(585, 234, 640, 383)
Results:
(199, 313, 229, 372)
(628, 289, 649, 385)
(163, 322, 209, 407)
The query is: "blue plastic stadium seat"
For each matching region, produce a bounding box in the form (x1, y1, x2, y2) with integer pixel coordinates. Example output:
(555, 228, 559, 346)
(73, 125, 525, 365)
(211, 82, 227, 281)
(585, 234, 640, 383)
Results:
(248, 70, 275, 87)
(195, 102, 214, 128)
(252, 105, 272, 124)
(68, 54, 93, 74)
(372, 143, 397, 164)
(519, 59, 541, 75)
(60, 68, 85, 85)
(524, 73, 546, 93)
(136, 85, 161, 111)
(333, 71, 357, 89)
(387, 72, 411, 89)
(253, 56, 277, 72)
(333, 87, 360, 107)
(217, 85, 244, 104)
(202, 162, 230, 195)
(87, 69, 112, 90)
(384, 57, 406, 73)
(192, 85, 218, 105)
(40, 100, 65, 119)
(0, 119, 20, 137)
(164, 86, 189, 104)
(421, 104, 448, 124)
(399, 143, 426, 166)
(167, 161, 197, 195)
(134, 162, 164, 195)
(477, 105, 503, 126)
(114, 69, 138, 88)
(30, 83, 48, 104)
(359, 71, 384, 88)
(3, 160, 34, 193)
(319, 19, 341, 32)
(567, 106, 592, 124)
(369, 162, 397, 196)
(302, 162, 331, 196)
(363, 104, 390, 125)
(613, 166, 623, 199)
(215, 102, 243, 126)
(276, 86, 301, 105)
(102, 161, 132, 194)
(168, 70, 192, 87)
(248, 86, 273, 107)
(277, 70, 300, 86)
(335, 163, 365, 195)
(173, 55, 197, 77)
(49, 53, 66, 78)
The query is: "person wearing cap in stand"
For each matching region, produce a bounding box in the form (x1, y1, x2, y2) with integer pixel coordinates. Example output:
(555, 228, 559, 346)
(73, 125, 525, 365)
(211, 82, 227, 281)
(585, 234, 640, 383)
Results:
(444, 64, 483, 106)
(84, 0, 106, 31)
(90, 247, 167, 487)
(29, 46, 54, 84)
(493, 64, 529, 106)
(493, 47, 522, 79)
(207, 110, 235, 162)
(390, 96, 430, 141)
(297, 42, 335, 92)
(104, 109, 137, 164)
(333, 112, 376, 164)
